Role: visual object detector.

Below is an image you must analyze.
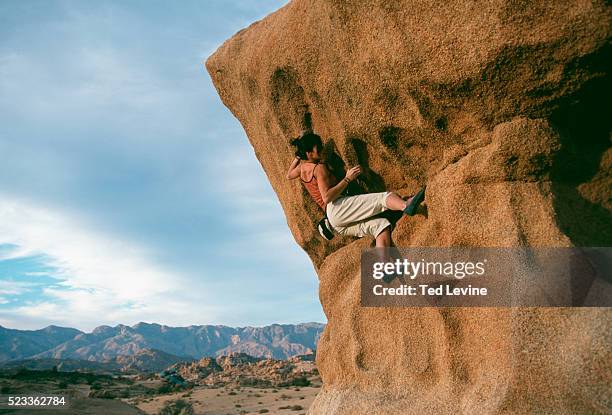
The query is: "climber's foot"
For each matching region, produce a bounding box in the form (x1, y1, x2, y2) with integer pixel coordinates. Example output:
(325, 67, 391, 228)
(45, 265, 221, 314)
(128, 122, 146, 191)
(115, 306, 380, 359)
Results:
(404, 187, 426, 216)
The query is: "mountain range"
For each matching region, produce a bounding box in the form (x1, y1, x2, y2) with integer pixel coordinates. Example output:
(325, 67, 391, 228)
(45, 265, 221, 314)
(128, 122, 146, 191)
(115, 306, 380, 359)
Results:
(0, 348, 192, 374)
(0, 322, 324, 367)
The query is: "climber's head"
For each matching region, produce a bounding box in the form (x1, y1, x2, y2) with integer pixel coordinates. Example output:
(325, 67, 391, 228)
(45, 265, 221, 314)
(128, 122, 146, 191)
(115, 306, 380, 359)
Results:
(291, 132, 323, 162)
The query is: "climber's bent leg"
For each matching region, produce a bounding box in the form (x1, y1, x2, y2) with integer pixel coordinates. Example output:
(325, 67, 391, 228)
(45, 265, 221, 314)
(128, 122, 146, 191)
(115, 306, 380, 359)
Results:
(375, 225, 393, 248)
(384, 192, 408, 211)
(331, 217, 391, 239)
(326, 192, 392, 228)
(375, 226, 404, 283)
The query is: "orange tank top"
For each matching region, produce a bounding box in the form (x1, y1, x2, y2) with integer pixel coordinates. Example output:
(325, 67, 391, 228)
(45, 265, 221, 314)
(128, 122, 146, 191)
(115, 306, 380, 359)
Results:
(300, 163, 328, 211)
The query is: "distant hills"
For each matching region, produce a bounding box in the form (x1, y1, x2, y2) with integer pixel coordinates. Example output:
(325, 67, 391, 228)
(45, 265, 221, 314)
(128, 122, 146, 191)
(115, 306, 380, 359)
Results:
(0, 325, 82, 363)
(0, 348, 193, 374)
(0, 322, 324, 372)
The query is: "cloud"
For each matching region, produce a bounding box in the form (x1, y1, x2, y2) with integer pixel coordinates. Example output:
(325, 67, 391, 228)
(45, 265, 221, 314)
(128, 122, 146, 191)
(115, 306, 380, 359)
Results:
(0, 194, 227, 330)
(0, 186, 321, 331)
(0, 280, 42, 296)
(0, 196, 175, 296)
(205, 143, 284, 224)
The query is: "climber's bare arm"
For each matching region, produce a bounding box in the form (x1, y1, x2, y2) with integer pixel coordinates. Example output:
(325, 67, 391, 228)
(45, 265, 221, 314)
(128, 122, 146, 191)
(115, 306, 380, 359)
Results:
(286, 157, 301, 180)
(317, 164, 361, 204)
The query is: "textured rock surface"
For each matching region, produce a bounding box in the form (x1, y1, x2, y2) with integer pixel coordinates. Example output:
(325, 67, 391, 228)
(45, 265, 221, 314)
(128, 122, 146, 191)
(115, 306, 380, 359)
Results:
(206, 1, 611, 413)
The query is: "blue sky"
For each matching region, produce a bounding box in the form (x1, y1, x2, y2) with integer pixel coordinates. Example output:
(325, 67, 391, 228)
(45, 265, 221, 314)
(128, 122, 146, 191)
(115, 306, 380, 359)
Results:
(0, 0, 325, 331)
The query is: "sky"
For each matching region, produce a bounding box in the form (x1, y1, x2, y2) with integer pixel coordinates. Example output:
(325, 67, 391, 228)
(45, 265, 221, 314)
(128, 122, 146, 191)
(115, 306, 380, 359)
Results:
(0, 0, 326, 332)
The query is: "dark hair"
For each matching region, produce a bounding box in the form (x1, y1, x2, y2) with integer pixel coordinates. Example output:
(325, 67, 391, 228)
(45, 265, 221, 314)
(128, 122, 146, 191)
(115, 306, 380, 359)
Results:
(290, 132, 322, 159)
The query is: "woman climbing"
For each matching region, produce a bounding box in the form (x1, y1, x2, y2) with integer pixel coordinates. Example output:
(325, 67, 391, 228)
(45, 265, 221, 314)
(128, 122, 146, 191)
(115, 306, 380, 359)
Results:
(286, 132, 425, 248)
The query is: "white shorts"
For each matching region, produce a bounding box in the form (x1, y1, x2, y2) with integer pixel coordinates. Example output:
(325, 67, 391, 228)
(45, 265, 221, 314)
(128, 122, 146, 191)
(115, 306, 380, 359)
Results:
(326, 192, 393, 238)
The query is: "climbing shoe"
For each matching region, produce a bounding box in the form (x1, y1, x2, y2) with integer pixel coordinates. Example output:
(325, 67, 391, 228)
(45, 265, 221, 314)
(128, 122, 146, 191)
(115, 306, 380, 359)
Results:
(404, 186, 426, 216)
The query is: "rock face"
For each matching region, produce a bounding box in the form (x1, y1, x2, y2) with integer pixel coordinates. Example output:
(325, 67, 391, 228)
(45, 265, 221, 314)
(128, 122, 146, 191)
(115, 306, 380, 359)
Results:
(206, 1, 611, 414)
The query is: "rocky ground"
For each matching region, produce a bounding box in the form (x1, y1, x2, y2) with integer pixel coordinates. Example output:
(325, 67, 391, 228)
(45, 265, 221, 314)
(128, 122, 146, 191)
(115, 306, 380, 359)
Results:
(128, 352, 321, 414)
(0, 369, 144, 414)
(170, 353, 318, 389)
(129, 384, 320, 415)
(0, 353, 320, 414)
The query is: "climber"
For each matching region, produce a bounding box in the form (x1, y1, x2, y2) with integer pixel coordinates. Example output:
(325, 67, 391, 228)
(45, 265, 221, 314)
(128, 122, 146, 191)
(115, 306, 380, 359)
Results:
(286, 132, 425, 248)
